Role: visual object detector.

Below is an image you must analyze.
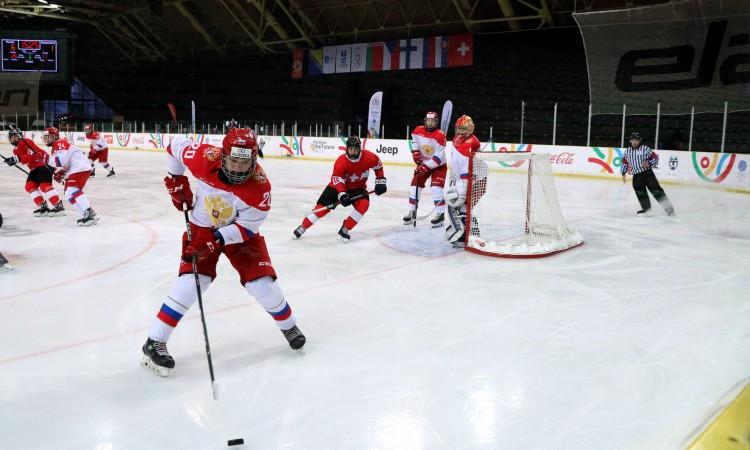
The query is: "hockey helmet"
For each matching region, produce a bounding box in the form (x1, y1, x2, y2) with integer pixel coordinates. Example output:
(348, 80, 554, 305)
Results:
(42, 127, 59, 146)
(345, 135, 362, 162)
(424, 111, 439, 132)
(629, 131, 641, 146)
(7, 126, 23, 146)
(455, 115, 475, 136)
(84, 123, 95, 138)
(221, 128, 258, 184)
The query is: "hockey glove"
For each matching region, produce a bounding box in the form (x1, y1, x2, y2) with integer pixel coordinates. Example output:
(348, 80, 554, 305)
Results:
(4, 156, 18, 166)
(53, 170, 66, 183)
(182, 238, 221, 263)
(88, 149, 97, 160)
(415, 164, 430, 175)
(338, 192, 352, 207)
(374, 178, 387, 196)
(411, 150, 422, 164)
(445, 187, 465, 208)
(164, 175, 194, 211)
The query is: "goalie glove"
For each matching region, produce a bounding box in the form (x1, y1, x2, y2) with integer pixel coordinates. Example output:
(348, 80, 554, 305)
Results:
(444, 187, 465, 208)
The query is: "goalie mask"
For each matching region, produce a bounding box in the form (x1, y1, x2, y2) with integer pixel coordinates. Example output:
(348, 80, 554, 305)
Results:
(455, 115, 475, 137)
(221, 128, 259, 184)
(424, 111, 439, 132)
(42, 127, 59, 146)
(345, 136, 362, 162)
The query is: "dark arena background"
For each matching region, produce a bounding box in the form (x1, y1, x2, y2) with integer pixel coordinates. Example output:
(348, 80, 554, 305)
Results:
(1, 1, 748, 449)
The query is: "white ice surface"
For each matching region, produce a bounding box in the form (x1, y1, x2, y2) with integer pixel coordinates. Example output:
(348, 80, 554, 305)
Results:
(0, 147, 749, 450)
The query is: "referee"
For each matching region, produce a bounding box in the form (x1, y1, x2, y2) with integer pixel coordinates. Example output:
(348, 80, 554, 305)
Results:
(621, 132, 675, 216)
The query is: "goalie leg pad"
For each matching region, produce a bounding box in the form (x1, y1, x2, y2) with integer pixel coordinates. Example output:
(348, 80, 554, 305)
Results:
(445, 206, 466, 243)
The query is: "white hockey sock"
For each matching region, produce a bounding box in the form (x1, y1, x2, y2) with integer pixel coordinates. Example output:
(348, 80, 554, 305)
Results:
(149, 274, 211, 342)
(408, 186, 421, 211)
(245, 276, 296, 330)
(432, 186, 445, 214)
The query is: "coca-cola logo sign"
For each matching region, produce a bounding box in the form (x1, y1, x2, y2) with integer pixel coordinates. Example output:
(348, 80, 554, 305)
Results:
(550, 152, 574, 165)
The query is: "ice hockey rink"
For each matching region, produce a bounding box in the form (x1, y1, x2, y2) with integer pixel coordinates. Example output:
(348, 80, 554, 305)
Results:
(1, 146, 748, 450)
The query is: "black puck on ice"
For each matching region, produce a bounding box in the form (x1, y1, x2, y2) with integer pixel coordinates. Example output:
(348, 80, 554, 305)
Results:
(227, 438, 244, 446)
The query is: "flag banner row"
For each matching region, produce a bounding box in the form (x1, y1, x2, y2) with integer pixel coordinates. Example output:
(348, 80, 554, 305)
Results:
(306, 34, 473, 76)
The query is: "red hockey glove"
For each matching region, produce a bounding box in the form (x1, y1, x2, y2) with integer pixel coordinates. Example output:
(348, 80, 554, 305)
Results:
(182, 238, 221, 263)
(88, 149, 97, 160)
(53, 170, 65, 183)
(411, 150, 422, 164)
(164, 175, 194, 211)
(415, 164, 430, 175)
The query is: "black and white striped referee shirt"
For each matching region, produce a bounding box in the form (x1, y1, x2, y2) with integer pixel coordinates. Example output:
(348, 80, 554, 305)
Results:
(621, 145, 658, 175)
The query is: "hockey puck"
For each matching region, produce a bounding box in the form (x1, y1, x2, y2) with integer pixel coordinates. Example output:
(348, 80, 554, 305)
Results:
(227, 438, 244, 446)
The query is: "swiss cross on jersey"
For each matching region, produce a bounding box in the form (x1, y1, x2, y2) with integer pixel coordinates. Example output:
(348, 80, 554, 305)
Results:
(328, 150, 384, 192)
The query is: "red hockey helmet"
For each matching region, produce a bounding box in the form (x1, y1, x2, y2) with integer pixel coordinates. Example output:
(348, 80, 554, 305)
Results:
(424, 111, 439, 132)
(84, 123, 95, 138)
(42, 127, 59, 146)
(221, 128, 259, 184)
(455, 115, 475, 137)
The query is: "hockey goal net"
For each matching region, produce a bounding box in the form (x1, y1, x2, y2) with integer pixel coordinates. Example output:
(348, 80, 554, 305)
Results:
(465, 151, 584, 258)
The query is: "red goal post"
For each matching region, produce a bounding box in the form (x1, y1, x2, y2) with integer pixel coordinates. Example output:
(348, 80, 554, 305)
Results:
(464, 150, 584, 258)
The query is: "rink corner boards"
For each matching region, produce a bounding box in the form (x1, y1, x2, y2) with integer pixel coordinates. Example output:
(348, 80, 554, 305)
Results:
(687, 381, 750, 450)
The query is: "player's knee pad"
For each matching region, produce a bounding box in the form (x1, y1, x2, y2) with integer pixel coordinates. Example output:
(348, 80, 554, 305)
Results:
(245, 276, 285, 310)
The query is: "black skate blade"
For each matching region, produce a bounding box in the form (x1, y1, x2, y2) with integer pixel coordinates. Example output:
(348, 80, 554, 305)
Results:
(140, 355, 170, 377)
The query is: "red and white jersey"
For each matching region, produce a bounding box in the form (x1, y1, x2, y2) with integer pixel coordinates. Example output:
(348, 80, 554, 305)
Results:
(167, 136, 271, 245)
(328, 150, 385, 193)
(448, 134, 481, 196)
(12, 139, 49, 171)
(87, 132, 108, 152)
(411, 126, 446, 169)
(50, 139, 90, 175)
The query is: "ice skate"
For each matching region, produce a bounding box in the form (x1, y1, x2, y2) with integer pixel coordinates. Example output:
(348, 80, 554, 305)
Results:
(140, 338, 175, 377)
(402, 212, 414, 225)
(430, 212, 444, 228)
(77, 208, 99, 226)
(47, 201, 66, 217)
(33, 202, 50, 217)
(282, 325, 306, 350)
(106, 169, 116, 178)
(337, 226, 350, 242)
(292, 225, 306, 239)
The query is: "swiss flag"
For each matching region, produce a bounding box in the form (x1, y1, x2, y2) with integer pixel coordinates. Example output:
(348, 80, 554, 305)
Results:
(447, 34, 474, 67)
(291, 48, 304, 79)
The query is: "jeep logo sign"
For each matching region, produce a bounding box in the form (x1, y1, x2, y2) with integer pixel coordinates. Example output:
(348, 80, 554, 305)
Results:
(375, 144, 399, 155)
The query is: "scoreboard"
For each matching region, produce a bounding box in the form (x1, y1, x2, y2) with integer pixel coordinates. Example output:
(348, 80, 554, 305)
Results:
(1, 39, 58, 72)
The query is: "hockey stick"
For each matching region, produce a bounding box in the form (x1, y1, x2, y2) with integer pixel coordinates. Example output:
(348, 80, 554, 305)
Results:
(0, 153, 30, 175)
(309, 189, 375, 215)
(183, 205, 219, 401)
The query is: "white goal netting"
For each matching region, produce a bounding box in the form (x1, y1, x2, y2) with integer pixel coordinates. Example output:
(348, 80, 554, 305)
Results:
(466, 152, 584, 257)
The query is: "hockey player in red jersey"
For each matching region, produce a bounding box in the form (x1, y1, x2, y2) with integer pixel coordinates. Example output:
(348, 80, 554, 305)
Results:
(44, 127, 100, 226)
(403, 111, 447, 227)
(292, 136, 387, 242)
(445, 115, 482, 247)
(141, 128, 305, 377)
(84, 124, 115, 178)
(4, 127, 65, 217)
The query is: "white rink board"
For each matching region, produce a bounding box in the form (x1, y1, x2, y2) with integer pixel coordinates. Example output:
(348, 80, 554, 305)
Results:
(2, 131, 748, 192)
